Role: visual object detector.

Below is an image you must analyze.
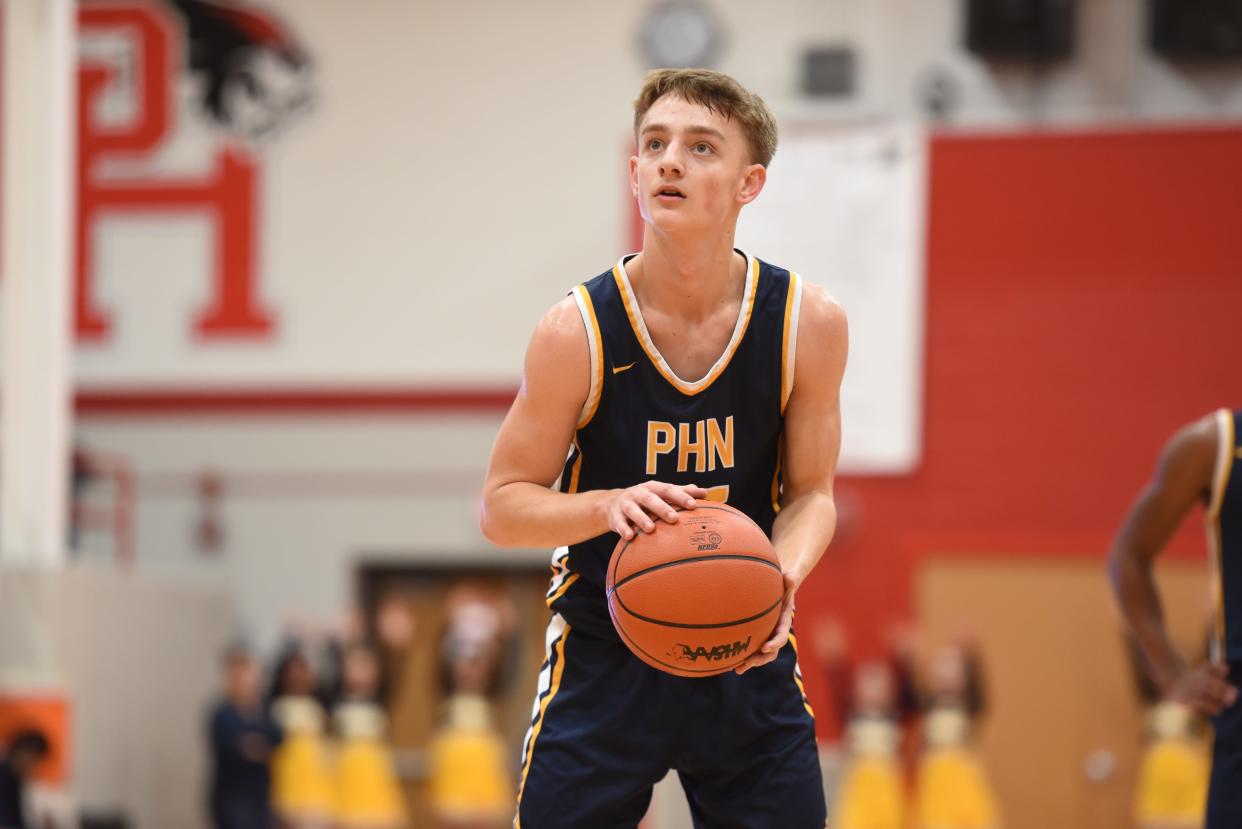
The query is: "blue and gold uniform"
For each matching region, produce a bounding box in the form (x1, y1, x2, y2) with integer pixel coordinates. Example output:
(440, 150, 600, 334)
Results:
(516, 251, 824, 828)
(1206, 408, 1242, 827)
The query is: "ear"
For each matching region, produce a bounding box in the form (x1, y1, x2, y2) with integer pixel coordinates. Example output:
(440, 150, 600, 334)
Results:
(629, 155, 640, 199)
(736, 163, 766, 206)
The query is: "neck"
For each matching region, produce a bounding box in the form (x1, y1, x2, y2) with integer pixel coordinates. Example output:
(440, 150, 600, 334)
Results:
(630, 224, 743, 318)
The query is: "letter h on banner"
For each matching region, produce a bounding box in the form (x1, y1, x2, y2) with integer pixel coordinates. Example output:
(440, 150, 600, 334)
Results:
(75, 5, 273, 341)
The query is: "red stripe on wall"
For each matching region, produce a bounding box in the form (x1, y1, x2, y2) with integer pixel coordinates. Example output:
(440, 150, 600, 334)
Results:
(74, 387, 518, 415)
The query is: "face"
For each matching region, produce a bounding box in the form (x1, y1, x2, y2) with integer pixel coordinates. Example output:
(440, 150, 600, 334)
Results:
(855, 661, 895, 713)
(279, 653, 316, 696)
(343, 647, 380, 697)
(226, 654, 259, 703)
(930, 645, 967, 698)
(631, 95, 765, 235)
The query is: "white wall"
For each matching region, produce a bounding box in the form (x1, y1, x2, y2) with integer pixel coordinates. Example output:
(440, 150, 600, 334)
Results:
(75, 414, 550, 653)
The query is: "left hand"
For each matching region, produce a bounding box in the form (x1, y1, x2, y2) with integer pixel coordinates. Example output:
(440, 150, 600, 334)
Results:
(735, 569, 802, 675)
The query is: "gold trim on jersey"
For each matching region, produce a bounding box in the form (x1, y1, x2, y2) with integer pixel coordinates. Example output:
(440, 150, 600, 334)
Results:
(567, 439, 584, 495)
(789, 631, 816, 718)
(515, 615, 570, 827)
(781, 272, 803, 414)
(544, 546, 579, 607)
(1207, 409, 1235, 662)
(611, 252, 759, 397)
(771, 434, 784, 515)
(571, 285, 604, 429)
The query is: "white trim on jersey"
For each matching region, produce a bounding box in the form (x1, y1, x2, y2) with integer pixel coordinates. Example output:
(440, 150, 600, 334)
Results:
(614, 250, 757, 394)
(784, 272, 804, 411)
(545, 545, 572, 600)
(571, 285, 602, 429)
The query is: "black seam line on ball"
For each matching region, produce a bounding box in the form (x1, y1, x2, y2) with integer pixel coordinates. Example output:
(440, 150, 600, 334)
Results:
(611, 553, 781, 592)
(612, 593, 784, 630)
(610, 501, 755, 587)
(609, 601, 754, 674)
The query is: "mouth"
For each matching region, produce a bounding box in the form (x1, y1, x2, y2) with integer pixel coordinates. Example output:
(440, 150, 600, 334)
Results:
(653, 186, 686, 201)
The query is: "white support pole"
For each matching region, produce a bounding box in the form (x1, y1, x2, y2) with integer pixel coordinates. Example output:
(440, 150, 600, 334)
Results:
(1, 0, 76, 570)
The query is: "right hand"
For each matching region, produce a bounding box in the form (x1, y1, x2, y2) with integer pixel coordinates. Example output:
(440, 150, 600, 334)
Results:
(1168, 661, 1238, 716)
(603, 481, 707, 540)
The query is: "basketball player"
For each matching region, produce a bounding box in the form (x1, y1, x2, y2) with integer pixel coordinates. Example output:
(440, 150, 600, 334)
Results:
(480, 69, 848, 828)
(1109, 410, 1242, 827)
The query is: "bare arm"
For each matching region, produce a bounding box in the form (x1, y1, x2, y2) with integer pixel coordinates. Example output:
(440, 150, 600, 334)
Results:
(736, 285, 848, 673)
(480, 297, 704, 548)
(1107, 413, 1237, 713)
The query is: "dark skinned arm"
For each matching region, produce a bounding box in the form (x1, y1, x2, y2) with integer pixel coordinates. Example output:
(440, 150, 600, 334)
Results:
(1107, 413, 1238, 716)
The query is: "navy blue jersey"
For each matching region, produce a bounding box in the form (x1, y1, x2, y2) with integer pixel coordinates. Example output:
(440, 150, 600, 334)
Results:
(1209, 409, 1242, 662)
(545, 250, 803, 639)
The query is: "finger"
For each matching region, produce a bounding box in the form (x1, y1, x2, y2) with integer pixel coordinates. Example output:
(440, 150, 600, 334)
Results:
(653, 482, 699, 509)
(636, 489, 680, 522)
(762, 617, 794, 655)
(1203, 677, 1234, 703)
(1194, 684, 1230, 716)
(1195, 694, 1224, 717)
(681, 484, 709, 499)
(621, 501, 656, 533)
(735, 650, 777, 675)
(764, 607, 794, 653)
(1207, 662, 1231, 680)
(609, 509, 636, 540)
(1227, 685, 1239, 707)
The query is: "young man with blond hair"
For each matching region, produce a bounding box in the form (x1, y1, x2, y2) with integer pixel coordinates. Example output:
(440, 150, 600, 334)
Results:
(482, 68, 848, 827)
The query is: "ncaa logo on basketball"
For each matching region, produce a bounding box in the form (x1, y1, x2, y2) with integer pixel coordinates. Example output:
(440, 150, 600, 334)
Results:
(667, 637, 751, 663)
(691, 531, 723, 551)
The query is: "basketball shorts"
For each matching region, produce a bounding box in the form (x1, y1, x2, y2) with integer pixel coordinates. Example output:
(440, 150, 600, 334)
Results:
(1207, 661, 1242, 829)
(515, 614, 825, 829)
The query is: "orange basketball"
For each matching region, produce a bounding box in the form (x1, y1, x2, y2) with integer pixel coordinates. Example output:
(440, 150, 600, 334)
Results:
(605, 500, 784, 677)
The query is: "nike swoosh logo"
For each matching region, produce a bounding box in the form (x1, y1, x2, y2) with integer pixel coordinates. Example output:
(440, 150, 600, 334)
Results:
(612, 362, 637, 375)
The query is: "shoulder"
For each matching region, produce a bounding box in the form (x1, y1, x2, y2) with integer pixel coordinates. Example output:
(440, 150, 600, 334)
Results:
(1163, 412, 1219, 463)
(521, 294, 591, 406)
(1154, 412, 1220, 494)
(794, 280, 847, 374)
(531, 294, 587, 350)
(797, 281, 847, 336)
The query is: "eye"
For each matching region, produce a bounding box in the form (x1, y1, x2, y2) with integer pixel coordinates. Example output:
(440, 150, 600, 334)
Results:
(692, 142, 712, 154)
(646, 138, 664, 151)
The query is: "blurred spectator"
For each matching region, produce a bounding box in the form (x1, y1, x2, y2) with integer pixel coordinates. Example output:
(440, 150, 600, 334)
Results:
(333, 694, 405, 829)
(1135, 701, 1209, 829)
(208, 646, 281, 829)
(329, 641, 405, 827)
(266, 630, 334, 829)
(911, 633, 1000, 829)
(0, 729, 50, 829)
(427, 585, 514, 829)
(269, 697, 333, 829)
(816, 619, 917, 829)
(1125, 631, 1211, 829)
(266, 642, 326, 713)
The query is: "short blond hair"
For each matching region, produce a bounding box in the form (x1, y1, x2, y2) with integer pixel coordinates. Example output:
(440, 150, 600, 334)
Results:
(633, 68, 778, 168)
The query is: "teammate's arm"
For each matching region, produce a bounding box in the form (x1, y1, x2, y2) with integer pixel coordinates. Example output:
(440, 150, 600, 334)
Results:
(480, 297, 705, 548)
(1107, 414, 1238, 715)
(736, 285, 848, 674)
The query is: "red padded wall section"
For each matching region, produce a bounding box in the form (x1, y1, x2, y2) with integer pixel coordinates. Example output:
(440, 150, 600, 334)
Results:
(799, 126, 1242, 733)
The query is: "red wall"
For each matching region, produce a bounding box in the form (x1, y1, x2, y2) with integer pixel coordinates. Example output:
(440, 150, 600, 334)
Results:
(799, 125, 1242, 729)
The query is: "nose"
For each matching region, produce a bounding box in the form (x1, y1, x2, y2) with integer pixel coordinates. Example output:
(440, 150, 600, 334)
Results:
(658, 144, 684, 179)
